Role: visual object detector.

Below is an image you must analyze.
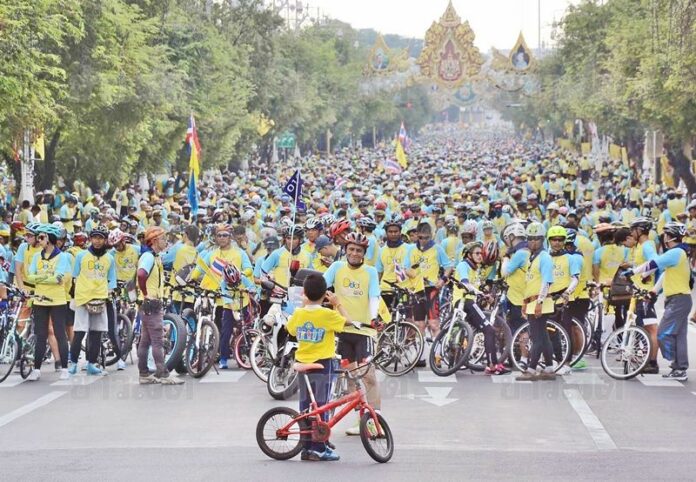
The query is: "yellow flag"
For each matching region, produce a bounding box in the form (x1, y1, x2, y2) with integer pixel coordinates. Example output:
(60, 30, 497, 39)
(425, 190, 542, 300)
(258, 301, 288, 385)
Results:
(609, 144, 622, 160)
(395, 138, 408, 168)
(581, 142, 591, 155)
(32, 132, 45, 159)
(254, 113, 274, 137)
(621, 147, 628, 167)
(661, 156, 675, 188)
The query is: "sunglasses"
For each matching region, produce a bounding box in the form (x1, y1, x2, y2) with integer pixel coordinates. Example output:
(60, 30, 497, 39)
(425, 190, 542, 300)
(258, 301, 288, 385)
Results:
(216, 233, 231, 238)
(37, 234, 48, 241)
(549, 237, 566, 242)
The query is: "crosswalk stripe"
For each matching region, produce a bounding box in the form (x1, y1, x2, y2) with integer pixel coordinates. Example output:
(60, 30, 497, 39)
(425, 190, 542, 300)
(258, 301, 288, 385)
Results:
(51, 374, 104, 386)
(564, 388, 617, 450)
(199, 371, 247, 383)
(637, 374, 683, 387)
(0, 375, 26, 388)
(0, 391, 67, 429)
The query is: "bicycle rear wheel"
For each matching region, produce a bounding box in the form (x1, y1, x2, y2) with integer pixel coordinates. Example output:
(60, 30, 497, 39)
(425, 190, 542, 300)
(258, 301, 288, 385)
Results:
(0, 330, 18, 383)
(600, 326, 651, 380)
(234, 329, 258, 370)
(510, 321, 569, 373)
(19, 335, 35, 379)
(103, 314, 133, 366)
(428, 318, 474, 377)
(375, 321, 423, 377)
(256, 406, 305, 460)
(569, 317, 589, 367)
(359, 412, 394, 463)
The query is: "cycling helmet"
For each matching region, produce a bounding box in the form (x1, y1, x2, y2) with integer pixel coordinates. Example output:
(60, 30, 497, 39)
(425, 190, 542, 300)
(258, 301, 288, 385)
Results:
(547, 202, 560, 212)
(223, 264, 241, 287)
(10, 221, 24, 232)
(461, 220, 478, 235)
(688, 200, 696, 211)
(262, 236, 280, 251)
(108, 228, 126, 246)
(329, 219, 351, 239)
(26, 222, 41, 235)
(481, 240, 499, 265)
(593, 223, 615, 234)
(35, 223, 62, 239)
(73, 232, 88, 247)
(663, 222, 687, 240)
(564, 228, 577, 245)
(502, 223, 526, 241)
(546, 225, 567, 240)
(304, 217, 322, 231)
(90, 224, 109, 238)
(481, 220, 495, 231)
(374, 201, 387, 211)
(596, 199, 607, 209)
(629, 217, 653, 233)
(356, 216, 376, 230)
(526, 222, 545, 238)
(344, 231, 369, 249)
(461, 241, 483, 258)
(384, 213, 403, 228)
(320, 214, 336, 228)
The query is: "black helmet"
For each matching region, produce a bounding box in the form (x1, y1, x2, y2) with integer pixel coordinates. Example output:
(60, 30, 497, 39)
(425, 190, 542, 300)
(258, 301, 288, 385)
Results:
(90, 224, 109, 239)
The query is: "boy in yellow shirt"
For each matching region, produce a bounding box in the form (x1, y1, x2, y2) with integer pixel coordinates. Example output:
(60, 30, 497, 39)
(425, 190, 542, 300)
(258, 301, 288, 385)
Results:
(286, 273, 350, 462)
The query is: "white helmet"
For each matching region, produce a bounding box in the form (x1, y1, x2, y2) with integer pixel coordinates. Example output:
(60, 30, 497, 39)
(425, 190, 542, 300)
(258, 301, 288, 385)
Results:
(526, 222, 545, 238)
(547, 202, 560, 212)
(461, 220, 478, 235)
(503, 223, 526, 241)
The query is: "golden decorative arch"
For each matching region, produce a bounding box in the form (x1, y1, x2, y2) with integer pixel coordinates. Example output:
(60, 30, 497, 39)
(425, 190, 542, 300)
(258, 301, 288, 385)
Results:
(416, 1, 483, 89)
(363, 34, 409, 77)
(508, 32, 535, 72)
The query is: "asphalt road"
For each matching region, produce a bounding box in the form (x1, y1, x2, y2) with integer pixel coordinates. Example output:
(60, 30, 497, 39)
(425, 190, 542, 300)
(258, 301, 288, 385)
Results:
(2, 325, 696, 481)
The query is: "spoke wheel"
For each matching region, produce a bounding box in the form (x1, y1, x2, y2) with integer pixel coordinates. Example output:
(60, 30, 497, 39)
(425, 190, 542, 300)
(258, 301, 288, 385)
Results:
(600, 326, 651, 380)
(256, 406, 305, 460)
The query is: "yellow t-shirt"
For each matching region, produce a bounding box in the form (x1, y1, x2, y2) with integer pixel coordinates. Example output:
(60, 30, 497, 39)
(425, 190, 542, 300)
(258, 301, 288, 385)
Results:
(29, 251, 70, 306)
(377, 243, 410, 290)
(113, 245, 140, 282)
(326, 261, 379, 337)
(74, 251, 115, 306)
(286, 305, 345, 363)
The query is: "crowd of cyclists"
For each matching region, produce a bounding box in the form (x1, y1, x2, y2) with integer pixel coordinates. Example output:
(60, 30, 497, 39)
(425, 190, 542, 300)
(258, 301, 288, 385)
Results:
(0, 125, 694, 393)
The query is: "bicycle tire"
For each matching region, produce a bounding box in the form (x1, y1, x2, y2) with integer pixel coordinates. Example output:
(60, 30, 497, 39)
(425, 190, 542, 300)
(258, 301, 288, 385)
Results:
(185, 319, 220, 378)
(19, 335, 35, 379)
(267, 363, 299, 400)
(359, 412, 394, 463)
(0, 331, 18, 383)
(104, 314, 133, 366)
(510, 320, 570, 373)
(375, 321, 424, 377)
(466, 313, 512, 371)
(428, 318, 474, 377)
(162, 314, 187, 372)
(250, 334, 272, 382)
(233, 329, 259, 370)
(256, 406, 305, 460)
(569, 317, 589, 367)
(600, 325, 651, 380)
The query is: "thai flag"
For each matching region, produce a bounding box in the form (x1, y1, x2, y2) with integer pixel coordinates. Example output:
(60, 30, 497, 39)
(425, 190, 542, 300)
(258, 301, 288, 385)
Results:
(334, 177, 347, 189)
(398, 122, 411, 151)
(394, 260, 407, 283)
(210, 256, 229, 277)
(382, 159, 402, 174)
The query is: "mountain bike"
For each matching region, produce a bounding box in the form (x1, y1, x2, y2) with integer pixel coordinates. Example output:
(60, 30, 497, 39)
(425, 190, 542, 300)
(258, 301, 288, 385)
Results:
(465, 279, 512, 371)
(256, 360, 393, 463)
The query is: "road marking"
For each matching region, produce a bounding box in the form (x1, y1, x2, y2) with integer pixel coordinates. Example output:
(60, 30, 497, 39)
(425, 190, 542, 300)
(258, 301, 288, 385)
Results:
(199, 371, 246, 383)
(417, 370, 457, 383)
(562, 373, 606, 385)
(0, 391, 67, 429)
(563, 389, 617, 450)
(422, 386, 457, 406)
(51, 374, 104, 386)
(692, 392, 696, 396)
(491, 374, 531, 384)
(0, 375, 26, 388)
(638, 374, 683, 387)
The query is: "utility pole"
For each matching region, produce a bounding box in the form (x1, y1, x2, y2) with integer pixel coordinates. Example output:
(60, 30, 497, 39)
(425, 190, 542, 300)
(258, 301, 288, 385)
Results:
(538, 0, 542, 52)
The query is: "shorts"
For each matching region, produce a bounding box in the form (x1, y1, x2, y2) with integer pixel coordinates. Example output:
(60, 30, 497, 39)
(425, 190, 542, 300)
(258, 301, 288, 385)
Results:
(413, 286, 439, 321)
(337, 333, 372, 363)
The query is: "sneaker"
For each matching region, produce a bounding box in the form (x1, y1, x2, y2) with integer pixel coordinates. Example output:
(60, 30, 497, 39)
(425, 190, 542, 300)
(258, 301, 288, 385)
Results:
(572, 359, 588, 371)
(300, 450, 310, 461)
(26, 369, 40, 381)
(415, 359, 426, 368)
(54, 361, 61, 372)
(158, 376, 184, 385)
(662, 369, 688, 381)
(59, 368, 70, 380)
(345, 419, 360, 436)
(139, 374, 159, 384)
(538, 370, 557, 381)
(515, 370, 538, 381)
(557, 365, 572, 376)
(305, 448, 340, 461)
(86, 363, 106, 376)
(641, 361, 659, 374)
(117, 359, 127, 371)
(218, 359, 228, 370)
(493, 363, 511, 375)
(68, 362, 78, 375)
(518, 359, 529, 371)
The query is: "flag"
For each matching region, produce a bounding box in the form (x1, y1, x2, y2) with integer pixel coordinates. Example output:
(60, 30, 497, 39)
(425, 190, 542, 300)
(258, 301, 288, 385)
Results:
(398, 122, 407, 144)
(253, 113, 274, 137)
(334, 177, 347, 189)
(282, 169, 306, 210)
(32, 131, 45, 160)
(395, 138, 408, 169)
(382, 158, 402, 174)
(210, 256, 229, 278)
(394, 260, 407, 283)
(185, 114, 201, 213)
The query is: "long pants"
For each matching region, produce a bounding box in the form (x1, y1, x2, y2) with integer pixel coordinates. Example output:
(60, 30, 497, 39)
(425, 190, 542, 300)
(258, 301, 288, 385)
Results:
(299, 359, 333, 453)
(658, 294, 692, 371)
(220, 308, 238, 361)
(528, 314, 553, 371)
(560, 298, 590, 358)
(33, 305, 69, 370)
(106, 300, 121, 360)
(70, 331, 102, 364)
(463, 300, 497, 365)
(137, 309, 166, 376)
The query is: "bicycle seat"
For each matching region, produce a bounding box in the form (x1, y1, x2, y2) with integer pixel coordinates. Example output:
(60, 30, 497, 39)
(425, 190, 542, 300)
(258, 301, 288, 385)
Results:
(293, 362, 325, 372)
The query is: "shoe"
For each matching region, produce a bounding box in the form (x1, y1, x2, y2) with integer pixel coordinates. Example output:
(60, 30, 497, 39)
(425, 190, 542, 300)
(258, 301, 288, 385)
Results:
(300, 450, 310, 461)
(218, 359, 228, 370)
(305, 448, 340, 461)
(86, 363, 106, 376)
(493, 363, 510, 375)
(26, 369, 40, 381)
(538, 371, 557, 381)
(515, 371, 538, 381)
(59, 368, 70, 380)
(572, 359, 588, 371)
(415, 359, 426, 368)
(54, 361, 61, 372)
(117, 359, 127, 371)
(158, 376, 184, 385)
(641, 361, 659, 374)
(139, 374, 159, 384)
(662, 369, 688, 381)
(68, 362, 78, 375)
(345, 420, 360, 436)
(557, 365, 572, 376)
(518, 358, 528, 371)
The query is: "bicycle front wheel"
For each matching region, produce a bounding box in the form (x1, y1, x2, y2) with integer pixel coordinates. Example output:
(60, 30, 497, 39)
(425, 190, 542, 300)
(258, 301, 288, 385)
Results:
(569, 317, 589, 367)
(428, 319, 474, 377)
(256, 406, 305, 460)
(234, 329, 259, 370)
(600, 326, 651, 380)
(185, 319, 220, 378)
(250, 334, 273, 382)
(359, 412, 394, 463)
(375, 321, 424, 377)
(0, 331, 18, 383)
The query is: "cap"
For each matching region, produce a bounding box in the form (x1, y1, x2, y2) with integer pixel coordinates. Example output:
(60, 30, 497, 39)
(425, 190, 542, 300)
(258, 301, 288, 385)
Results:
(314, 235, 332, 252)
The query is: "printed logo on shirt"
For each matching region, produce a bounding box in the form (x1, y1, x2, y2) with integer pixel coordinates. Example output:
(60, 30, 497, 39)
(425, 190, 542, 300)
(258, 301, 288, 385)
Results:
(296, 322, 326, 343)
(341, 278, 364, 296)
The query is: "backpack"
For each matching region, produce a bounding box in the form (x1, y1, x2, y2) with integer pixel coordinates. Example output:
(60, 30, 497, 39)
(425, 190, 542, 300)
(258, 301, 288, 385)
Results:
(608, 271, 632, 305)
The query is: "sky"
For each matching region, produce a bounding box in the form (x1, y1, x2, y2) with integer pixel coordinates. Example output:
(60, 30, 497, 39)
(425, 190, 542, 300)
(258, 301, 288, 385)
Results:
(299, 0, 579, 52)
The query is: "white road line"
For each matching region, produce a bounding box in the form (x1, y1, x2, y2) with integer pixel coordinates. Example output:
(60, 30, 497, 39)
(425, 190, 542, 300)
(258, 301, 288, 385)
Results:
(0, 391, 67, 429)
(638, 374, 683, 387)
(0, 375, 26, 388)
(490, 374, 531, 384)
(417, 370, 457, 383)
(563, 388, 617, 451)
(562, 373, 606, 385)
(199, 371, 246, 383)
(51, 374, 104, 386)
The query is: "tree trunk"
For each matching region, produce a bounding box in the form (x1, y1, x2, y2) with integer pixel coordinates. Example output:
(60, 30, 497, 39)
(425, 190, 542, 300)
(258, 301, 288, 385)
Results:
(666, 140, 696, 195)
(36, 128, 61, 191)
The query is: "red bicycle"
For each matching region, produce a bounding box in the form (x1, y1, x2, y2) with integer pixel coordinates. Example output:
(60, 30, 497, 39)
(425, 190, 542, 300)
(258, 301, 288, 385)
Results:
(255, 361, 394, 463)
